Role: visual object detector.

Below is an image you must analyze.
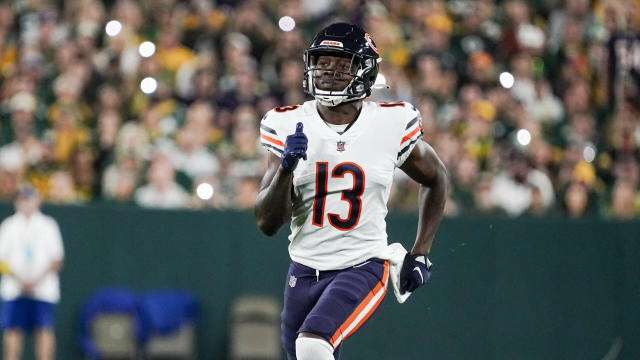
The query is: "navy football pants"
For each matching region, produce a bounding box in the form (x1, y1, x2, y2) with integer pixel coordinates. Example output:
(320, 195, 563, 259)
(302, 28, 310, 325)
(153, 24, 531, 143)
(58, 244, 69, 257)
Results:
(281, 258, 389, 359)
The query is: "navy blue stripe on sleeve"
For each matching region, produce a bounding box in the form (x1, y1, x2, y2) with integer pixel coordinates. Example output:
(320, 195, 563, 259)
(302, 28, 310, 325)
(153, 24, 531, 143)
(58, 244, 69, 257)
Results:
(405, 116, 419, 130)
(397, 136, 421, 159)
(260, 124, 278, 135)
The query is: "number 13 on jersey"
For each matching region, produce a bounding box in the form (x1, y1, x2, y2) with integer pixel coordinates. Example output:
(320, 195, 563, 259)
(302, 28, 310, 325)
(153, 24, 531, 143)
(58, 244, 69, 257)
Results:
(312, 162, 365, 231)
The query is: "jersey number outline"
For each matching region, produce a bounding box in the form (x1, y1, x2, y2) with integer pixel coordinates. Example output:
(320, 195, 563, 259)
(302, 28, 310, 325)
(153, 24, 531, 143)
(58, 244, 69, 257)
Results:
(312, 162, 365, 231)
(379, 101, 405, 107)
(274, 105, 300, 112)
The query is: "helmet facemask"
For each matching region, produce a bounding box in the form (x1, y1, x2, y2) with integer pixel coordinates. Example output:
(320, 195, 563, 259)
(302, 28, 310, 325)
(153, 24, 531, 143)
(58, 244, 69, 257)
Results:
(303, 50, 379, 107)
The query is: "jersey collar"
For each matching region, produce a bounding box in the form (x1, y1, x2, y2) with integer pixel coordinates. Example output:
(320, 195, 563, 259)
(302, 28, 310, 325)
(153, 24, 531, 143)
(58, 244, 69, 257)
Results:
(308, 100, 371, 141)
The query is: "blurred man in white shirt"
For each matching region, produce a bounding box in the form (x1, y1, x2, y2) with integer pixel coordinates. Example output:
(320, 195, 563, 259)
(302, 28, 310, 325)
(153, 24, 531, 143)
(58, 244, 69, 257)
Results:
(0, 185, 64, 360)
(134, 153, 190, 209)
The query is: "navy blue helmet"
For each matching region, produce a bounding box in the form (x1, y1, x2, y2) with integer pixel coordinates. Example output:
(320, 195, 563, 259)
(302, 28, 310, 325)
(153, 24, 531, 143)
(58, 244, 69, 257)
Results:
(303, 23, 381, 106)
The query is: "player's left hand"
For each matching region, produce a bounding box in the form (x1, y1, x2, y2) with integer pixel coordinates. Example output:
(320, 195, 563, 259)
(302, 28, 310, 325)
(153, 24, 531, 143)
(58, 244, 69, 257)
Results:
(281, 122, 308, 173)
(399, 253, 431, 294)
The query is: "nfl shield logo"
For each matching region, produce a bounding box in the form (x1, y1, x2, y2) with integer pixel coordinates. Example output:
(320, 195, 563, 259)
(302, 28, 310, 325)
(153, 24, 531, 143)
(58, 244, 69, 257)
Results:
(337, 141, 345, 152)
(289, 275, 297, 288)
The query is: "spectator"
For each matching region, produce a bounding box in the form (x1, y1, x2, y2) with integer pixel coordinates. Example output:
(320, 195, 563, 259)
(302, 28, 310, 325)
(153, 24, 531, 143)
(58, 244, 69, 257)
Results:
(527, 79, 564, 125)
(547, 0, 594, 54)
(47, 170, 77, 204)
(94, 108, 121, 172)
(219, 105, 265, 183)
(473, 173, 498, 214)
(233, 176, 260, 210)
(501, 0, 538, 57)
(490, 150, 555, 217)
(0, 165, 22, 201)
(70, 145, 97, 200)
(101, 153, 139, 203)
(155, 26, 196, 74)
(0, 0, 634, 215)
(4, 91, 39, 146)
(43, 106, 89, 166)
(134, 152, 189, 209)
(161, 121, 221, 179)
(0, 117, 45, 171)
(451, 153, 480, 210)
(0, 184, 64, 360)
(563, 181, 591, 218)
(609, 180, 637, 220)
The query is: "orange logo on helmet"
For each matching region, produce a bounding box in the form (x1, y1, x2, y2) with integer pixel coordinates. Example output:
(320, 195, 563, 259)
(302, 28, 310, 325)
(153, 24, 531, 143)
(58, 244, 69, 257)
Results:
(365, 33, 379, 54)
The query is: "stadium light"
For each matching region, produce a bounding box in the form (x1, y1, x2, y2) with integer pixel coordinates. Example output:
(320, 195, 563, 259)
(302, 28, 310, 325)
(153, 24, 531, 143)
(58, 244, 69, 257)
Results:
(499, 72, 514, 89)
(105, 20, 122, 37)
(140, 77, 158, 94)
(138, 41, 156, 58)
(196, 183, 214, 200)
(516, 129, 531, 146)
(583, 145, 596, 163)
(279, 16, 296, 32)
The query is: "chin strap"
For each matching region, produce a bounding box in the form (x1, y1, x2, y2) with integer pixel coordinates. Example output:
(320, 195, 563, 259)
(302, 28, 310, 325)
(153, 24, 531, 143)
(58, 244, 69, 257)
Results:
(315, 90, 366, 107)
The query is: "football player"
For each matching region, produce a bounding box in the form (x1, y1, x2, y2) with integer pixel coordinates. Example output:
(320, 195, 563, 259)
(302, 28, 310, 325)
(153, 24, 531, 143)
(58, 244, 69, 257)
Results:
(255, 23, 447, 360)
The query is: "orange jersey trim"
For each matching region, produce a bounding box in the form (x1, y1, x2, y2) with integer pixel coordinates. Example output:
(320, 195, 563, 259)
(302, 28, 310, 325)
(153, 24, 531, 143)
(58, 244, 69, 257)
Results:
(329, 261, 389, 347)
(261, 133, 284, 147)
(400, 125, 422, 145)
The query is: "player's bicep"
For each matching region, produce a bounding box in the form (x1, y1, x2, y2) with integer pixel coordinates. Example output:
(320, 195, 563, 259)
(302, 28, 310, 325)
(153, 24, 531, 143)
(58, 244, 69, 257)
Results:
(399, 140, 447, 187)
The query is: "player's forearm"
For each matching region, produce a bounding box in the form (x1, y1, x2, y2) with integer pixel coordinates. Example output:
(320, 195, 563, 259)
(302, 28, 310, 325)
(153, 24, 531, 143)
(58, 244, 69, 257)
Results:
(255, 168, 294, 236)
(412, 168, 447, 256)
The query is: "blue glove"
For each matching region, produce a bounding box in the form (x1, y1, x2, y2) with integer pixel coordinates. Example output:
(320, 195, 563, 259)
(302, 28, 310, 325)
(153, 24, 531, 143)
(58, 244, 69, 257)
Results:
(400, 253, 431, 294)
(281, 122, 308, 173)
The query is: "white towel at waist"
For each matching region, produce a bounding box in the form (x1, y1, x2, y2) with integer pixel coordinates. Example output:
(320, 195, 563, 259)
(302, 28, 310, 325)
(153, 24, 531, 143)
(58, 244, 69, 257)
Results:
(378, 242, 432, 304)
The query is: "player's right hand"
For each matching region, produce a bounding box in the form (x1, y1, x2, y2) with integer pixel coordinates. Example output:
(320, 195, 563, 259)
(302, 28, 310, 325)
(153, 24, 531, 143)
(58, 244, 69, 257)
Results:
(281, 122, 308, 173)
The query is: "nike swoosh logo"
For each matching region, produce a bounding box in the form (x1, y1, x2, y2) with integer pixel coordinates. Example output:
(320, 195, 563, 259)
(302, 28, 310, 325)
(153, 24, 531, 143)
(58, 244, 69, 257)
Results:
(413, 266, 424, 284)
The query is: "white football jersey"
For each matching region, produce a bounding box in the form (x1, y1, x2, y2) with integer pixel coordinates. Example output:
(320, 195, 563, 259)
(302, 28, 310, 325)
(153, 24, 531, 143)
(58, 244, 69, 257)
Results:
(260, 100, 423, 270)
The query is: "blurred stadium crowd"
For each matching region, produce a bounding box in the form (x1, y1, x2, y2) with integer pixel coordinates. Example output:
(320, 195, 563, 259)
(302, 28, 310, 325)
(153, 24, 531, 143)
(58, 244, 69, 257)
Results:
(0, 0, 639, 219)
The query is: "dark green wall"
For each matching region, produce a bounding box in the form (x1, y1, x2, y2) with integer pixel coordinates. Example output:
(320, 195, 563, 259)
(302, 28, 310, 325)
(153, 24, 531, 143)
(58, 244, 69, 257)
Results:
(0, 204, 637, 360)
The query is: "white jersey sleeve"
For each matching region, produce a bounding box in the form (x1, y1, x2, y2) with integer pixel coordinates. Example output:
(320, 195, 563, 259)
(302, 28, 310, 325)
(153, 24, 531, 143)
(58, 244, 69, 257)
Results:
(393, 102, 423, 167)
(259, 110, 286, 157)
(259, 105, 305, 157)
